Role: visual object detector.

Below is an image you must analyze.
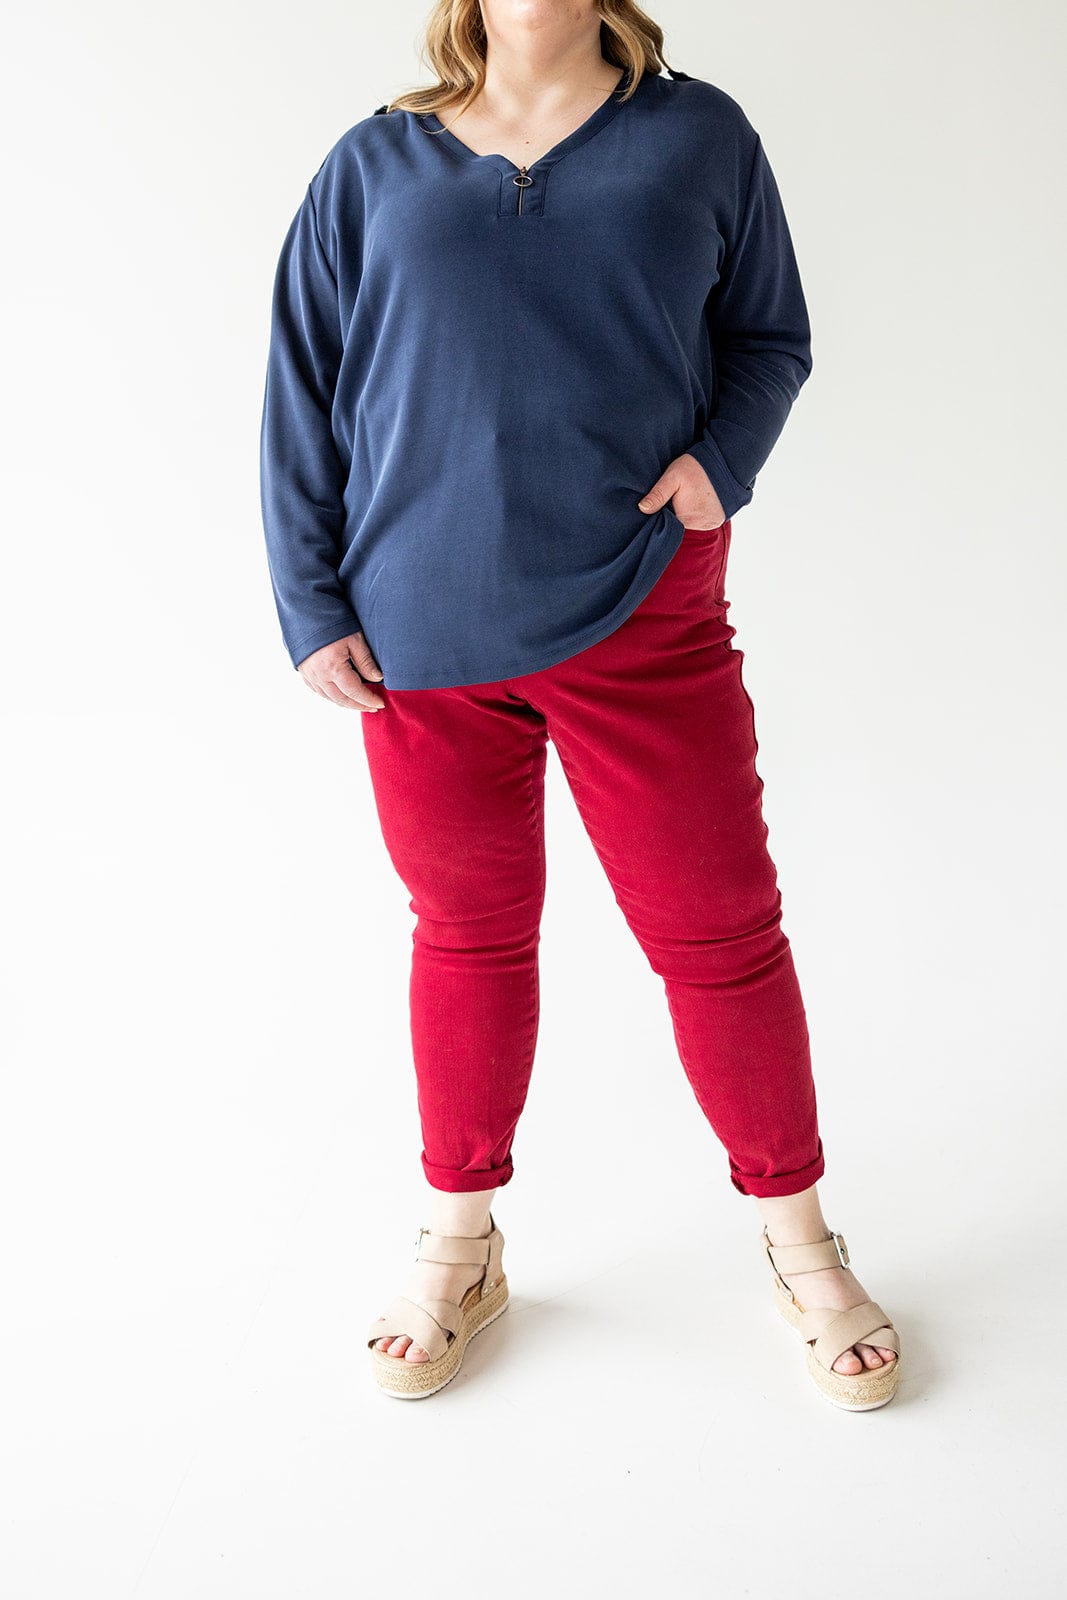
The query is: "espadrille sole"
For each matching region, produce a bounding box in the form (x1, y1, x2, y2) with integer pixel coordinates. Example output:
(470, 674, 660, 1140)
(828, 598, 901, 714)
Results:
(369, 1274, 510, 1399)
(772, 1276, 899, 1411)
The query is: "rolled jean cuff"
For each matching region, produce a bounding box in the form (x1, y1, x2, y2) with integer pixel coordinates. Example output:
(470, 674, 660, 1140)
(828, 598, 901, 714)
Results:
(729, 1139, 825, 1198)
(420, 1153, 515, 1193)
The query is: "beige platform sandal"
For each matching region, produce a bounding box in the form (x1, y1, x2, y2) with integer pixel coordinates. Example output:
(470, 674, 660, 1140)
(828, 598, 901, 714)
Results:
(761, 1225, 901, 1411)
(367, 1215, 509, 1399)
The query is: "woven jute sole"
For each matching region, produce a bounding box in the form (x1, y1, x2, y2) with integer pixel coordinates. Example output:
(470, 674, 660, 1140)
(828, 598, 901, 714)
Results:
(772, 1277, 900, 1412)
(369, 1274, 510, 1399)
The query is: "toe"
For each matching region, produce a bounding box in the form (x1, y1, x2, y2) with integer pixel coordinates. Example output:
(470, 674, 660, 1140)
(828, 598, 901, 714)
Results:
(831, 1348, 863, 1375)
(855, 1343, 884, 1368)
(372, 1327, 432, 1362)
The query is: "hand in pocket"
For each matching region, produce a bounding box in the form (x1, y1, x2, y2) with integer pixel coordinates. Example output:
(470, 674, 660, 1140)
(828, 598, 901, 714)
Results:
(636, 452, 727, 531)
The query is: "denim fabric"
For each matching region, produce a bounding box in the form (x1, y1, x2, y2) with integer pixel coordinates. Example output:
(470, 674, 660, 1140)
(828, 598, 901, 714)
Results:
(360, 521, 825, 1198)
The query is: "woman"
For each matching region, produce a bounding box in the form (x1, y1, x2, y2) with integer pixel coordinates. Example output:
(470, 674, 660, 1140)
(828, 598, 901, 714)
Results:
(259, 0, 901, 1410)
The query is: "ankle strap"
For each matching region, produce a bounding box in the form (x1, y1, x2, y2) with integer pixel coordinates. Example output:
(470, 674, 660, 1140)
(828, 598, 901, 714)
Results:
(762, 1225, 850, 1279)
(415, 1213, 498, 1267)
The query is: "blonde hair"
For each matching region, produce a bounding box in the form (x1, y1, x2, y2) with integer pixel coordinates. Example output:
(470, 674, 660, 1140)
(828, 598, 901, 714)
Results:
(378, 2, 673, 119)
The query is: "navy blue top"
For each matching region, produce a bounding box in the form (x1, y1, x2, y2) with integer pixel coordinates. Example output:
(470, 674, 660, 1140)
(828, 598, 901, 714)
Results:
(259, 65, 813, 688)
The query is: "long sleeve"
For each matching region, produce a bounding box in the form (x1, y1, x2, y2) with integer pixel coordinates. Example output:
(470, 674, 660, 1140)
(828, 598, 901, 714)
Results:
(686, 134, 813, 520)
(259, 178, 362, 670)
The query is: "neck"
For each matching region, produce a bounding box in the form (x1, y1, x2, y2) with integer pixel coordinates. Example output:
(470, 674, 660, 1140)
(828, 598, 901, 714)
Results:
(475, 32, 624, 123)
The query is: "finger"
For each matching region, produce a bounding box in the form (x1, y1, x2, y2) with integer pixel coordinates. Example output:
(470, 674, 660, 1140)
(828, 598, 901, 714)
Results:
(329, 662, 388, 713)
(313, 668, 384, 711)
(349, 637, 384, 681)
(316, 678, 363, 709)
(637, 480, 670, 512)
(333, 661, 385, 710)
(639, 474, 685, 514)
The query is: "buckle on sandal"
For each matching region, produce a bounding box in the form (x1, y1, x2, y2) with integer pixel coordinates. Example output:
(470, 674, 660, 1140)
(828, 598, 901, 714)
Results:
(831, 1231, 850, 1268)
(414, 1226, 428, 1260)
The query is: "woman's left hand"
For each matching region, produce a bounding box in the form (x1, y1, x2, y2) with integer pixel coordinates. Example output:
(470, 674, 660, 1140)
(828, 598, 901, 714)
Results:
(638, 452, 727, 531)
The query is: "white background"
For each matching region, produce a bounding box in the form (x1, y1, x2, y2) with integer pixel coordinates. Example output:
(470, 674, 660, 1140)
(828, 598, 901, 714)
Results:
(2, 2, 1064, 1595)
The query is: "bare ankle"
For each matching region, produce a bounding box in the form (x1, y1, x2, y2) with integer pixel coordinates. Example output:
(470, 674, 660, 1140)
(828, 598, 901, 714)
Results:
(426, 1183, 500, 1239)
(754, 1184, 830, 1247)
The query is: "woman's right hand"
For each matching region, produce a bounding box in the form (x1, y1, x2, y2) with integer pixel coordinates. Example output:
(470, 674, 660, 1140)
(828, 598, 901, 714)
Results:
(298, 633, 386, 711)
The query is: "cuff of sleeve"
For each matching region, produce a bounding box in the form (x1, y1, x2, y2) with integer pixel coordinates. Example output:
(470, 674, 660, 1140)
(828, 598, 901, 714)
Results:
(289, 613, 363, 671)
(685, 434, 755, 522)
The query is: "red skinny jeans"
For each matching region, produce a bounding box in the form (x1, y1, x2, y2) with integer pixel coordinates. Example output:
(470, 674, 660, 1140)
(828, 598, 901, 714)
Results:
(359, 521, 826, 1199)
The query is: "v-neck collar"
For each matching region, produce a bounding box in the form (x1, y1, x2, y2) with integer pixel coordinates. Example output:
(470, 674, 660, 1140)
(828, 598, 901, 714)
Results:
(418, 64, 641, 176)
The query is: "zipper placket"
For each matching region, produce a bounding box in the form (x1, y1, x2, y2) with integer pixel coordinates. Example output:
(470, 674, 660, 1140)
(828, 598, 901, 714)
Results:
(512, 165, 533, 215)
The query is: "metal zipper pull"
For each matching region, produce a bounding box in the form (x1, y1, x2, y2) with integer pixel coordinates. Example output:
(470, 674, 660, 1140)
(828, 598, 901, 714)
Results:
(513, 165, 533, 215)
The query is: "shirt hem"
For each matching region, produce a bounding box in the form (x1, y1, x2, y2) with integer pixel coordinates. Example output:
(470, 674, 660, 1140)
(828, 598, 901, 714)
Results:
(379, 523, 687, 691)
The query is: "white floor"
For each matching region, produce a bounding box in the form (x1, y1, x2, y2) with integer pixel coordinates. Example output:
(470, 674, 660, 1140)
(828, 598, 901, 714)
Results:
(5, 1086, 1063, 1597)
(4, 712, 1064, 1598)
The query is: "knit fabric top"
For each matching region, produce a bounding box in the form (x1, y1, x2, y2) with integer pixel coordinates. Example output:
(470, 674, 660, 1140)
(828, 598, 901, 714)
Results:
(259, 64, 813, 688)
